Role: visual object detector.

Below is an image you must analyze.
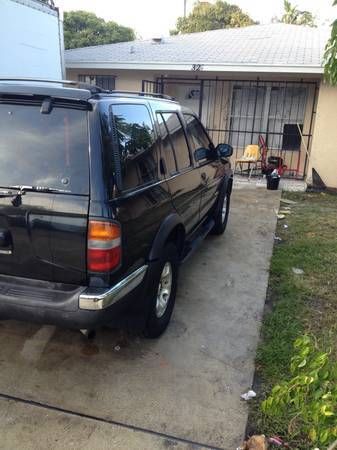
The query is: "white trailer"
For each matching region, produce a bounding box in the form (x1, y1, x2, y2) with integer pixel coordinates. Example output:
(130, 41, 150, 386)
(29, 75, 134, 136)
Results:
(0, 0, 64, 79)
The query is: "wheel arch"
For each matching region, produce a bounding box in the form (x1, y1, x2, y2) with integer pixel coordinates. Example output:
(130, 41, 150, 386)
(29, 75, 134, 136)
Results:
(227, 175, 233, 195)
(213, 174, 232, 216)
(148, 214, 186, 262)
(218, 174, 233, 195)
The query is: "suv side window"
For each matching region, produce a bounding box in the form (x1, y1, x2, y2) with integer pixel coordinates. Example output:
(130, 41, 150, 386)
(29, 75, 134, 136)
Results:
(110, 103, 158, 191)
(184, 114, 213, 164)
(160, 112, 191, 172)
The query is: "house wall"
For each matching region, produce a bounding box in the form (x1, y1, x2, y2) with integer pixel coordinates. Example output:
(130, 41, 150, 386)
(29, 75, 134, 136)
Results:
(66, 67, 319, 178)
(66, 68, 319, 93)
(307, 83, 337, 190)
(66, 68, 154, 91)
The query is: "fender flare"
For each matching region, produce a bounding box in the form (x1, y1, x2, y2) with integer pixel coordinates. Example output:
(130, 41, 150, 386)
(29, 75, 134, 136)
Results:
(214, 175, 233, 213)
(227, 175, 233, 195)
(148, 213, 185, 262)
(221, 174, 233, 194)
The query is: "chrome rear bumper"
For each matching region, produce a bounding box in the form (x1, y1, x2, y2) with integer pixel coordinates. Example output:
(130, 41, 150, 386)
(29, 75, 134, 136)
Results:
(79, 265, 148, 311)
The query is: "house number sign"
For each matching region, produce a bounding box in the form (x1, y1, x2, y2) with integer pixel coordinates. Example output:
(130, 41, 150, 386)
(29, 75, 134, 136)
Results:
(191, 64, 204, 71)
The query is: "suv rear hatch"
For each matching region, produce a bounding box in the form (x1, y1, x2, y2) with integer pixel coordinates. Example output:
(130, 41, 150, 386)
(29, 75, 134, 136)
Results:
(0, 94, 90, 285)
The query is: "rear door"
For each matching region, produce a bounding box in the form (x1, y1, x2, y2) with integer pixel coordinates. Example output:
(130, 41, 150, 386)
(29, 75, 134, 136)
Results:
(102, 100, 172, 279)
(0, 97, 90, 285)
(156, 111, 201, 234)
(183, 113, 223, 220)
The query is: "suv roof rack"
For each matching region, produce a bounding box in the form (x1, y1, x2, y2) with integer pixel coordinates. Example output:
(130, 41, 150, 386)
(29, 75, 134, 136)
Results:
(0, 77, 78, 85)
(0, 79, 175, 100)
(101, 90, 175, 101)
(0, 78, 107, 94)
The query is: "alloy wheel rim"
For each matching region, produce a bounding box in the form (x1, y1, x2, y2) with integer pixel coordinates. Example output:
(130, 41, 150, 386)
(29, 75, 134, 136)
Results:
(155, 262, 172, 318)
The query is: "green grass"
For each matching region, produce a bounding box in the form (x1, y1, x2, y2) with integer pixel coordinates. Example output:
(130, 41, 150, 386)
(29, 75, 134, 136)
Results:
(248, 192, 337, 448)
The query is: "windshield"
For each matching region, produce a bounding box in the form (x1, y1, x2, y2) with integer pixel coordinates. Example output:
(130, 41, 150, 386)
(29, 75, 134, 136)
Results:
(0, 103, 89, 194)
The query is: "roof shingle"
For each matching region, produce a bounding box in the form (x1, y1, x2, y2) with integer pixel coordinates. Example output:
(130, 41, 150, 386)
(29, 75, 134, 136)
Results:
(65, 23, 330, 73)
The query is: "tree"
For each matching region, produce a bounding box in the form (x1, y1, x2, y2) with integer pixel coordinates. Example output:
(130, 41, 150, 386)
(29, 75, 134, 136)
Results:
(324, 0, 337, 84)
(170, 0, 255, 35)
(280, 0, 315, 26)
(63, 11, 135, 50)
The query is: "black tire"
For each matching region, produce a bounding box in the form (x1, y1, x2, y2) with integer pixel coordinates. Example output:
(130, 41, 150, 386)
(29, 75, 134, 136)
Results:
(211, 189, 231, 235)
(143, 243, 179, 338)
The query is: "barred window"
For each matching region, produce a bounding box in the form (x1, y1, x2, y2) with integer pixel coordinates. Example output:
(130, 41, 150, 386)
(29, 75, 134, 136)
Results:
(78, 75, 115, 91)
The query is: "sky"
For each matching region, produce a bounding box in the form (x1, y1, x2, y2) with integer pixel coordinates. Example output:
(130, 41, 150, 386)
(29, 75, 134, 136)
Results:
(55, 0, 335, 39)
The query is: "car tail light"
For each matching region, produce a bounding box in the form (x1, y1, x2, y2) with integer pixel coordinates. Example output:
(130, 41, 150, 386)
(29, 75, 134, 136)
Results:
(87, 220, 121, 272)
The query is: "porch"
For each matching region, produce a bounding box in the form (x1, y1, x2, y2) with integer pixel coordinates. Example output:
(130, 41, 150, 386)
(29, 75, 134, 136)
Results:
(142, 77, 318, 180)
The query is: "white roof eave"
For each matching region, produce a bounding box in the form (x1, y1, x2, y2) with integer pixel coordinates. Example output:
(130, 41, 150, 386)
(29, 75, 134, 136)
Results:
(65, 60, 324, 74)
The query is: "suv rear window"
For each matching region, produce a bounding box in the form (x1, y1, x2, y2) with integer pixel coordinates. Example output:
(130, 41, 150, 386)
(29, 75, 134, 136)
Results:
(0, 103, 89, 194)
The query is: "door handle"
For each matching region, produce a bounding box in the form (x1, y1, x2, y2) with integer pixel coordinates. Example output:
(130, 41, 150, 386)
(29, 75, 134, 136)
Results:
(200, 172, 207, 184)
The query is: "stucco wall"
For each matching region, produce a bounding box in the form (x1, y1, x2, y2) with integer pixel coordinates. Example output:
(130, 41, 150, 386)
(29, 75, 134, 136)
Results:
(307, 83, 337, 189)
(66, 68, 150, 91)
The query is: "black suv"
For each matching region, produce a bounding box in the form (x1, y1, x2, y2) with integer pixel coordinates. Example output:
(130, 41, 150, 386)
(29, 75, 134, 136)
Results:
(0, 79, 233, 338)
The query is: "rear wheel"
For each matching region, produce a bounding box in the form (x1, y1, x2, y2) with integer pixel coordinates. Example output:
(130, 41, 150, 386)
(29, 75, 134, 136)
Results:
(211, 189, 230, 235)
(143, 243, 179, 338)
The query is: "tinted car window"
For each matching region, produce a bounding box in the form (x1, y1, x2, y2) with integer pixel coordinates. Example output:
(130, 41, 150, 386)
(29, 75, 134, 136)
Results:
(156, 113, 177, 175)
(161, 112, 191, 171)
(111, 104, 158, 191)
(184, 114, 212, 163)
(0, 103, 89, 194)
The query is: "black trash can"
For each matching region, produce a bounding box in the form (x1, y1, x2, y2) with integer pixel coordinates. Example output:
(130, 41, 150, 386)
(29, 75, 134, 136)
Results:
(267, 175, 280, 190)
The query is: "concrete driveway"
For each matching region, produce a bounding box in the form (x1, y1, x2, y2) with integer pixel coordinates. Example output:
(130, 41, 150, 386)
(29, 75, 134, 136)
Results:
(0, 186, 280, 450)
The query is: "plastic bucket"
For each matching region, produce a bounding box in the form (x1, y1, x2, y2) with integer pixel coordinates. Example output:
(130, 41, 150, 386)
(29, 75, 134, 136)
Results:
(267, 175, 280, 190)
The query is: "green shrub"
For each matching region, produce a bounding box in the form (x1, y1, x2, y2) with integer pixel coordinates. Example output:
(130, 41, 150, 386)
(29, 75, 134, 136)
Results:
(261, 335, 337, 447)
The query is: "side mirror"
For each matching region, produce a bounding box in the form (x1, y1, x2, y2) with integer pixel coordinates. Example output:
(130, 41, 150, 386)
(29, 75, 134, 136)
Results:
(216, 143, 233, 158)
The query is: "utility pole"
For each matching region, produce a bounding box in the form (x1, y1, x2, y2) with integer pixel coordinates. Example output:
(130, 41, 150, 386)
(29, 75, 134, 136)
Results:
(184, 0, 187, 17)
